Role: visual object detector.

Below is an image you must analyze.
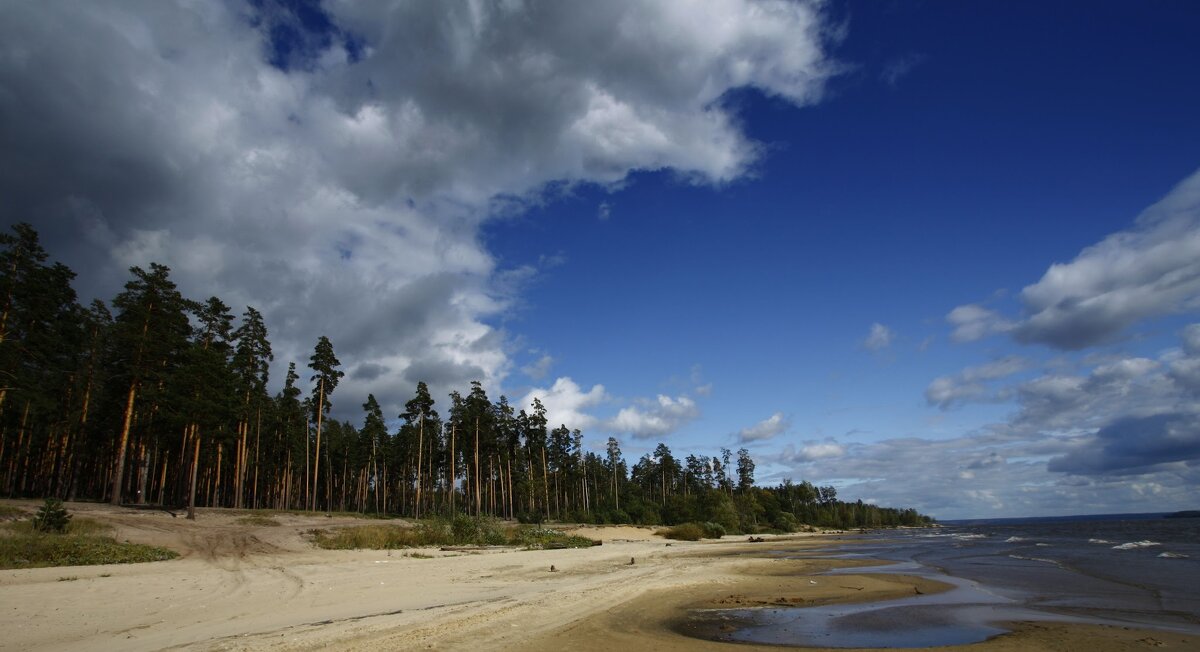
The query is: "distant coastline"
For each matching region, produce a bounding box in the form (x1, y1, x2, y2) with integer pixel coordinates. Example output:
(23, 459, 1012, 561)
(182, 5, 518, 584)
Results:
(941, 511, 1174, 526)
(1165, 510, 1200, 519)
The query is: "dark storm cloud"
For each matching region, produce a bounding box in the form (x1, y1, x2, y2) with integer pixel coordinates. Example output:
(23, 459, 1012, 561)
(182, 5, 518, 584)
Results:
(1048, 412, 1200, 475)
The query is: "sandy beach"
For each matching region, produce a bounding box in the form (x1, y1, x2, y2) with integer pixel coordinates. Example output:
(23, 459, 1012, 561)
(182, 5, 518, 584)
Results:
(1, 500, 1194, 651)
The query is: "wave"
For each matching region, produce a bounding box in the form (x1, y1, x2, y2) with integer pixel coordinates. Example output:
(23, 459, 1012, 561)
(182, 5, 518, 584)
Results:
(1157, 551, 1189, 559)
(955, 534, 987, 540)
(1004, 536, 1026, 542)
(1112, 540, 1161, 550)
(1088, 538, 1112, 544)
(1009, 554, 1060, 566)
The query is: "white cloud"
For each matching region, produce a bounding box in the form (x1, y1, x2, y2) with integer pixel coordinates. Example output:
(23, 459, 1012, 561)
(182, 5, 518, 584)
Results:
(521, 354, 555, 380)
(946, 304, 1014, 342)
(949, 168, 1200, 350)
(0, 1, 837, 419)
(610, 394, 700, 439)
(880, 53, 926, 88)
(925, 356, 1028, 410)
(862, 322, 894, 351)
(521, 377, 608, 430)
(738, 412, 790, 442)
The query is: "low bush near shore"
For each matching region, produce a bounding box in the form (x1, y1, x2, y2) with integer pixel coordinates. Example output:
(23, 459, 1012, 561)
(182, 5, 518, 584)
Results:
(661, 522, 729, 541)
(0, 517, 178, 569)
(310, 514, 596, 550)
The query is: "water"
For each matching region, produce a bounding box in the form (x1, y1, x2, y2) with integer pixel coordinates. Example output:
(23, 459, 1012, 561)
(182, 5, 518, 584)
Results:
(688, 516, 1200, 648)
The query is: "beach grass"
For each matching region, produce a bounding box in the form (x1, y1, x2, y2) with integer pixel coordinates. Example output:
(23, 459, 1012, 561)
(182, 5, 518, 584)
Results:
(0, 504, 26, 519)
(0, 518, 178, 569)
(311, 514, 597, 550)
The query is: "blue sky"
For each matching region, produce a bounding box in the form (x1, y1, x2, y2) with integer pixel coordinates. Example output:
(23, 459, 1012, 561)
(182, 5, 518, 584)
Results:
(3, 0, 1199, 519)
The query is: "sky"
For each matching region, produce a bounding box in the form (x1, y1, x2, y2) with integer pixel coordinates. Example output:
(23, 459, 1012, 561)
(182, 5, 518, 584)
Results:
(2, 0, 1199, 520)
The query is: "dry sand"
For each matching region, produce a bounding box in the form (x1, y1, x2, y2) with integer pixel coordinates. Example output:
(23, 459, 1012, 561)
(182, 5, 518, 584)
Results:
(1, 500, 1194, 651)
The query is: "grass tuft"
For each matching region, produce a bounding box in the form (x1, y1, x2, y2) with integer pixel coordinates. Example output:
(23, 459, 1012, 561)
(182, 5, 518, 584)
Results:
(0, 504, 27, 520)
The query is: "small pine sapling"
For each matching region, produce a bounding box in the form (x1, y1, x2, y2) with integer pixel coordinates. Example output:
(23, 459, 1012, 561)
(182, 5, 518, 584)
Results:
(33, 497, 72, 533)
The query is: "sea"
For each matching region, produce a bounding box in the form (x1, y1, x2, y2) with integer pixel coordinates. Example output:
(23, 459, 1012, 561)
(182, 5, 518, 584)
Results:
(689, 514, 1200, 648)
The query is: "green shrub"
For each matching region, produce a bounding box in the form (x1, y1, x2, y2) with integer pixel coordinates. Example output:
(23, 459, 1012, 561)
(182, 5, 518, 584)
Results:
(700, 521, 727, 538)
(661, 523, 704, 541)
(0, 518, 177, 569)
(311, 517, 597, 551)
(33, 498, 71, 533)
(516, 511, 544, 525)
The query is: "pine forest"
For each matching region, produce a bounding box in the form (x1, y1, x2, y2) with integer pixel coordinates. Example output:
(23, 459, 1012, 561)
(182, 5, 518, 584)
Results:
(0, 224, 929, 531)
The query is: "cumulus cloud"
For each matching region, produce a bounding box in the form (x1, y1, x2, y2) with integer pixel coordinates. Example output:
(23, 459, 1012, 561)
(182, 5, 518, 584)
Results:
(762, 331, 1200, 518)
(737, 412, 790, 443)
(779, 439, 845, 463)
(1048, 412, 1200, 475)
(948, 169, 1200, 351)
(0, 0, 837, 418)
(521, 377, 608, 430)
(946, 304, 1015, 343)
(1015, 170, 1200, 349)
(610, 394, 700, 439)
(925, 356, 1028, 410)
(862, 322, 894, 351)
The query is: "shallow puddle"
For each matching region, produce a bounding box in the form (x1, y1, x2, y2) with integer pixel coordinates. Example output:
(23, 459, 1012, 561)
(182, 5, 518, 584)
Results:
(684, 570, 1075, 648)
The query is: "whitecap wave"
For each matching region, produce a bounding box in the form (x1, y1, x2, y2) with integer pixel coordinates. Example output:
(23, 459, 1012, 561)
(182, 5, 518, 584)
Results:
(1112, 540, 1161, 550)
(1004, 536, 1026, 543)
(1088, 538, 1111, 544)
(1157, 551, 1189, 559)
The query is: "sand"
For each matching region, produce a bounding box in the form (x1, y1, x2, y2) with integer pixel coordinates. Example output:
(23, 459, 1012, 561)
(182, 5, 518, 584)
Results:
(1, 500, 1194, 651)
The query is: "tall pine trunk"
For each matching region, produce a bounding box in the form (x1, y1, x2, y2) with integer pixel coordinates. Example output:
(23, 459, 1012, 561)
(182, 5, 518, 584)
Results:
(111, 382, 138, 504)
(311, 378, 324, 511)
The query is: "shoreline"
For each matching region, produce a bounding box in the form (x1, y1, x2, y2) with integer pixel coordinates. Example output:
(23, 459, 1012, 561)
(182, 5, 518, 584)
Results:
(1, 501, 1196, 650)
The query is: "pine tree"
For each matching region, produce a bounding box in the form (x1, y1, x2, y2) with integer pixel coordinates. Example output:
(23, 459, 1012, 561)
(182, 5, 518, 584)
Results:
(399, 382, 438, 517)
(231, 306, 272, 508)
(308, 336, 342, 511)
(360, 394, 387, 513)
(108, 264, 192, 505)
(33, 497, 71, 533)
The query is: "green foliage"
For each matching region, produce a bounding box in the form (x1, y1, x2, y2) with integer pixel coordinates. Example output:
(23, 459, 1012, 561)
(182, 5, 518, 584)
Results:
(660, 521, 727, 540)
(310, 515, 597, 550)
(0, 520, 178, 569)
(661, 523, 705, 541)
(32, 498, 71, 533)
(516, 511, 544, 525)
